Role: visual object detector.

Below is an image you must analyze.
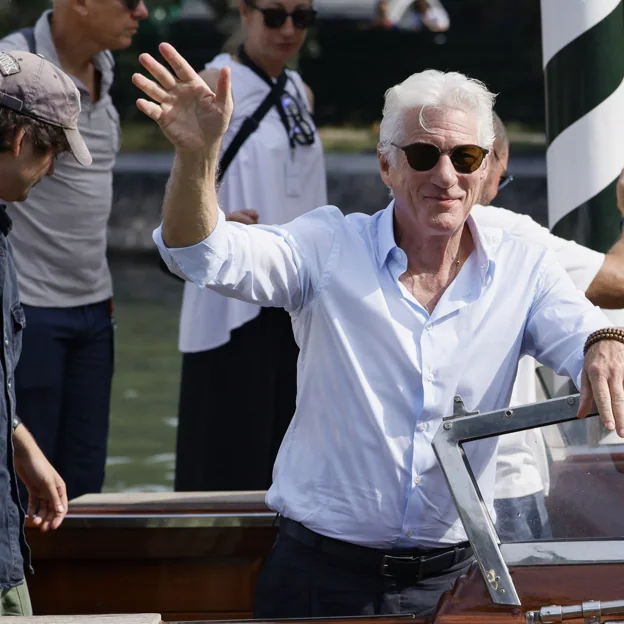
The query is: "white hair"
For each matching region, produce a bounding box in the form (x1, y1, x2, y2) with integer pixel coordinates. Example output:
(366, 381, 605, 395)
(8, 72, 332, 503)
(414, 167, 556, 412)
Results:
(378, 69, 496, 167)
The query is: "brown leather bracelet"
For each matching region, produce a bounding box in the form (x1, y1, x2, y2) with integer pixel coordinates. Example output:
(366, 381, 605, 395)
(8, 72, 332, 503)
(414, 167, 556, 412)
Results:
(583, 327, 624, 356)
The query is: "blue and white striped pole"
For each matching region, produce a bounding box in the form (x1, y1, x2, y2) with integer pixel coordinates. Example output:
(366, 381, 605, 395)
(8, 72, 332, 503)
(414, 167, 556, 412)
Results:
(541, 0, 624, 250)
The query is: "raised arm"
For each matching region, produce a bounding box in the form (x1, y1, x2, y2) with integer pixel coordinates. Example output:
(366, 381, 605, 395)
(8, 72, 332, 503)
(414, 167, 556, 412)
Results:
(132, 43, 233, 248)
(134, 44, 339, 312)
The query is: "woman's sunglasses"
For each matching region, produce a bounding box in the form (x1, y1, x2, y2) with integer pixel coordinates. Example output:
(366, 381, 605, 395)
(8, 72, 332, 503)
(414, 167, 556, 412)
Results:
(391, 142, 489, 174)
(122, 0, 142, 10)
(246, 1, 317, 29)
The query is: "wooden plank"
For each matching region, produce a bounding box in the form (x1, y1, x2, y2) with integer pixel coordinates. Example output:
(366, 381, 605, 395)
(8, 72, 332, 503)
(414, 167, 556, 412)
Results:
(27, 526, 277, 559)
(68, 492, 270, 516)
(10, 616, 161, 624)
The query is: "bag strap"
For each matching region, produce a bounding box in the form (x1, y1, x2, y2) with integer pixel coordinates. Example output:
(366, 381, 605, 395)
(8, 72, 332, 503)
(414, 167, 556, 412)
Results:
(237, 45, 294, 150)
(19, 27, 36, 54)
(217, 70, 287, 184)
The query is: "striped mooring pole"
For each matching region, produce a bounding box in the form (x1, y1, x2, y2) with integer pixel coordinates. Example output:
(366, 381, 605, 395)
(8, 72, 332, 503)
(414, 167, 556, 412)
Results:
(540, 0, 624, 251)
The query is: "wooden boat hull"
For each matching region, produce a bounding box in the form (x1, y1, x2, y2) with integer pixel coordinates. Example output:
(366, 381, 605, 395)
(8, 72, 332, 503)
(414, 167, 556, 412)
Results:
(25, 490, 624, 623)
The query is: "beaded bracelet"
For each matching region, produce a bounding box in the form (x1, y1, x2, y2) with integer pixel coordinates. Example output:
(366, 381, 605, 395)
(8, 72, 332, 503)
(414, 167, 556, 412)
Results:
(583, 327, 624, 356)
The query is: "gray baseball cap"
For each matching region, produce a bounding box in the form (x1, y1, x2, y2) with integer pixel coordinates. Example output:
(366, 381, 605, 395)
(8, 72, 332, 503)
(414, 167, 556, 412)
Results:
(0, 50, 91, 166)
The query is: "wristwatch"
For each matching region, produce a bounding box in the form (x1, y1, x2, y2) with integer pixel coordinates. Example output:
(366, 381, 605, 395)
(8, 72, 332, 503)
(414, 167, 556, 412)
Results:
(12, 414, 21, 431)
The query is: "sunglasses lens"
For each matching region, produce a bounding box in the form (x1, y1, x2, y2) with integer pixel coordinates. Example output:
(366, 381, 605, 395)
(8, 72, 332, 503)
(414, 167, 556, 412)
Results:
(450, 145, 486, 173)
(263, 8, 288, 28)
(292, 9, 317, 28)
(403, 144, 441, 171)
(124, 0, 140, 9)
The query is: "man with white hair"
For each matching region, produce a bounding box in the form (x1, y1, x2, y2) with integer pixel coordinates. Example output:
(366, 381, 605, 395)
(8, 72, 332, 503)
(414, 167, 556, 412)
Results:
(135, 44, 624, 617)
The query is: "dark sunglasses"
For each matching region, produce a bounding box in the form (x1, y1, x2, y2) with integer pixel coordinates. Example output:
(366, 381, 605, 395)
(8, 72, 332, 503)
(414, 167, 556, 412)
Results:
(122, 0, 142, 10)
(246, 1, 317, 29)
(391, 142, 489, 174)
(493, 150, 513, 190)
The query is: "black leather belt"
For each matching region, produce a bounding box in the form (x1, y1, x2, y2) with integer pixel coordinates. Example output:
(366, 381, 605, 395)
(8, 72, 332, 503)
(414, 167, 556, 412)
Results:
(279, 517, 473, 581)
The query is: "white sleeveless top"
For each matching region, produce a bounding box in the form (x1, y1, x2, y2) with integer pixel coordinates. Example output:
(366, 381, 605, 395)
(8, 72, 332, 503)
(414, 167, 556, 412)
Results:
(178, 54, 328, 353)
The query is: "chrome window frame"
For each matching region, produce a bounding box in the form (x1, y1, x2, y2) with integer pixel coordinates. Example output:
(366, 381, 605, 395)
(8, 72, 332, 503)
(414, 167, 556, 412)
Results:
(431, 394, 621, 607)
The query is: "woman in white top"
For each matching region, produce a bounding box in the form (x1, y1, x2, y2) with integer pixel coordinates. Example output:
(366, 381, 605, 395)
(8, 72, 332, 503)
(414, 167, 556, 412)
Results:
(174, 0, 327, 492)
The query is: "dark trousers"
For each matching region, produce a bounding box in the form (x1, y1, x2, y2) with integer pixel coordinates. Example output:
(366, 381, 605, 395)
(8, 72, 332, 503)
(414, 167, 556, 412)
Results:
(494, 491, 553, 542)
(15, 300, 114, 503)
(254, 532, 474, 618)
(175, 306, 298, 491)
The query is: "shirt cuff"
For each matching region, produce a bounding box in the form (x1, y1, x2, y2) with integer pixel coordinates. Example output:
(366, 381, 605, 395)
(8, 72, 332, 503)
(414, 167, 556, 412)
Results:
(152, 210, 229, 288)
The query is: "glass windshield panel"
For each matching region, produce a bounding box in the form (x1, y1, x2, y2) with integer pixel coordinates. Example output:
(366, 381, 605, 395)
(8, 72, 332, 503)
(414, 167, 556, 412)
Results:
(464, 416, 624, 542)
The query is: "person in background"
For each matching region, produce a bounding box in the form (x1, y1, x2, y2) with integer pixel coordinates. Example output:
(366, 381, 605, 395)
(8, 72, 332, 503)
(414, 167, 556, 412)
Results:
(365, 1, 396, 30)
(0, 49, 90, 616)
(0, 0, 149, 502)
(173, 0, 326, 492)
(472, 113, 624, 541)
(407, 0, 450, 33)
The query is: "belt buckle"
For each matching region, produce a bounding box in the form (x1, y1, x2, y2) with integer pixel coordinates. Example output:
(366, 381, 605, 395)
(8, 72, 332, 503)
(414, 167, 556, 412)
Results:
(380, 554, 423, 579)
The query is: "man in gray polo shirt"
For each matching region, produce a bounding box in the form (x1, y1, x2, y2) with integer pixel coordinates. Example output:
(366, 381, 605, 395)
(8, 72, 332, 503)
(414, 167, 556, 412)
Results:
(0, 0, 149, 502)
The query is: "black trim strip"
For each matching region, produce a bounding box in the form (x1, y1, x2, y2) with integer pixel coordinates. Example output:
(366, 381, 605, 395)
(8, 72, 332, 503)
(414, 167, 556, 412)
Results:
(551, 177, 620, 250)
(545, 3, 624, 146)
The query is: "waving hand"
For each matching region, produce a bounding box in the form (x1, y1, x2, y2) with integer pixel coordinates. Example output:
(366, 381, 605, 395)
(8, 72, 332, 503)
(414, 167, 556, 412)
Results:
(132, 43, 233, 152)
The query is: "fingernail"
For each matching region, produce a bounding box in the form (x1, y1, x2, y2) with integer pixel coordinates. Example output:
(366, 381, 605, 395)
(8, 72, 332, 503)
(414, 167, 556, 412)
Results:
(57, 505, 64, 513)
(619, 428, 624, 437)
(607, 422, 616, 430)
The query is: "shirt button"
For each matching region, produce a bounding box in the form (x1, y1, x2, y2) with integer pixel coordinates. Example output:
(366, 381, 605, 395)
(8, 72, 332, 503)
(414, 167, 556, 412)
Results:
(426, 373, 434, 382)
(406, 530, 413, 537)
(426, 325, 432, 332)
(418, 422, 428, 432)
(4, 339, 8, 346)
(7, 382, 11, 388)
(414, 476, 422, 485)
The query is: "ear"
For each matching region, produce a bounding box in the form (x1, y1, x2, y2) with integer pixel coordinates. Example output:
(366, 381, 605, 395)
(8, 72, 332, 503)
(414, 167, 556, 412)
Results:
(10, 127, 27, 158)
(239, 0, 252, 25)
(378, 148, 394, 190)
(73, 0, 90, 18)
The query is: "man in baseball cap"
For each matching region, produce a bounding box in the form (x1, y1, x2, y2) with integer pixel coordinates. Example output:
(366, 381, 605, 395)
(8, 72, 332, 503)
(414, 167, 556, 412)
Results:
(0, 50, 91, 202)
(0, 49, 91, 165)
(0, 50, 87, 616)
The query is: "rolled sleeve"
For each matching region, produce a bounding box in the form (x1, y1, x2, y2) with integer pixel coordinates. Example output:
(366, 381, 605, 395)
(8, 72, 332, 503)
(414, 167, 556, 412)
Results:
(153, 210, 229, 287)
(151, 205, 342, 313)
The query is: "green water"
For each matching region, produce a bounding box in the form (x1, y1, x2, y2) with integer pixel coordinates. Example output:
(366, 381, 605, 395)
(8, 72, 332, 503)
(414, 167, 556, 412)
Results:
(103, 255, 183, 493)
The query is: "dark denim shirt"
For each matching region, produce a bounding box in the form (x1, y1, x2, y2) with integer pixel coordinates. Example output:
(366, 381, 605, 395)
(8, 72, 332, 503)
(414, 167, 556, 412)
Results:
(0, 206, 29, 588)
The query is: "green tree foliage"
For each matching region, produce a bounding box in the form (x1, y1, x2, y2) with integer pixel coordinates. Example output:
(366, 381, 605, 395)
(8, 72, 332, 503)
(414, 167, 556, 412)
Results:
(0, 0, 52, 35)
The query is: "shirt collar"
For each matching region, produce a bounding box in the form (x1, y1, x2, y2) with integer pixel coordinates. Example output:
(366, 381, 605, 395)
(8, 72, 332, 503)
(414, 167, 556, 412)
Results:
(34, 10, 116, 96)
(375, 200, 399, 269)
(375, 199, 497, 280)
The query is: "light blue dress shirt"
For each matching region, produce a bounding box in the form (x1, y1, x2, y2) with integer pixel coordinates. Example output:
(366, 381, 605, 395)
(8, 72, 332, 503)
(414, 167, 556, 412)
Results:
(154, 201, 609, 549)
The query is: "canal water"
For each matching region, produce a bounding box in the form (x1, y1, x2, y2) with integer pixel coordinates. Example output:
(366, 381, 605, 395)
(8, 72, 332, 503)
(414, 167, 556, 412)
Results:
(105, 254, 184, 492)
